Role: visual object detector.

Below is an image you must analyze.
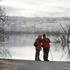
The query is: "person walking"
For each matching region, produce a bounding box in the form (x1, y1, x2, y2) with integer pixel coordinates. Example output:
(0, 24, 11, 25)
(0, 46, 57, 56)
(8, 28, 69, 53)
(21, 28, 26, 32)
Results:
(34, 35, 42, 61)
(42, 34, 50, 61)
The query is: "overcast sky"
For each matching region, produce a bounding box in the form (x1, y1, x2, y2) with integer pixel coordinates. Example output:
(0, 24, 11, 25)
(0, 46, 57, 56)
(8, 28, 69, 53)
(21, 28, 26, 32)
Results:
(0, 0, 70, 17)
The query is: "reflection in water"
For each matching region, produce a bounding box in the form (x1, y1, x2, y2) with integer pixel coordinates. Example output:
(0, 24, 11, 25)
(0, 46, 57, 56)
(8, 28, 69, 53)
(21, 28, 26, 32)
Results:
(4, 33, 37, 47)
(4, 33, 60, 47)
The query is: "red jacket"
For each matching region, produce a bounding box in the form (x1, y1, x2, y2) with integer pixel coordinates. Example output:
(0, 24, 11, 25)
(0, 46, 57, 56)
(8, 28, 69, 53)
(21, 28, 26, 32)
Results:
(42, 38, 50, 48)
(34, 35, 42, 49)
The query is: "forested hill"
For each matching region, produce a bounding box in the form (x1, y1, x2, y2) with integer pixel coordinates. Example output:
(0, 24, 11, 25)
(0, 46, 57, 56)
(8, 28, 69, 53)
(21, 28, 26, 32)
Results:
(4, 16, 70, 33)
(0, 59, 70, 70)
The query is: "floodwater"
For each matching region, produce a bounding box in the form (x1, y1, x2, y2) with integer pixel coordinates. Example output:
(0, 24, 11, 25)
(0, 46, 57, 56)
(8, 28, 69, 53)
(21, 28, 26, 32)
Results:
(0, 33, 69, 61)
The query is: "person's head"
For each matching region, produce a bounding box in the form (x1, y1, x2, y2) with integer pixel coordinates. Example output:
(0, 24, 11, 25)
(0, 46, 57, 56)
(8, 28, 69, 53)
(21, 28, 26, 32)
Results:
(43, 34, 46, 38)
(37, 35, 42, 39)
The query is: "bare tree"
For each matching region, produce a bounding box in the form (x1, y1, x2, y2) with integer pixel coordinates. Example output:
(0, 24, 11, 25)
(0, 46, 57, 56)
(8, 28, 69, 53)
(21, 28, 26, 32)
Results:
(0, 1, 11, 58)
(59, 23, 70, 60)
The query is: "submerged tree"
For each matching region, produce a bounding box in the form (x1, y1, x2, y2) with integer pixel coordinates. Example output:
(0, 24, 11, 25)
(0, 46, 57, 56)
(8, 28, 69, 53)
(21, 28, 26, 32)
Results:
(59, 23, 70, 60)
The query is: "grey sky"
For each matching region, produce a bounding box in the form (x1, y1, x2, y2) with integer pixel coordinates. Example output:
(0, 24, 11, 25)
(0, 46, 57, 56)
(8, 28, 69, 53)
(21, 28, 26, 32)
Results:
(0, 0, 70, 17)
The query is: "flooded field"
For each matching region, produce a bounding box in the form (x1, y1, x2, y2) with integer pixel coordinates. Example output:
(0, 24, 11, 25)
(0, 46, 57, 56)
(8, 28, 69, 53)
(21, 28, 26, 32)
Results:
(0, 33, 69, 61)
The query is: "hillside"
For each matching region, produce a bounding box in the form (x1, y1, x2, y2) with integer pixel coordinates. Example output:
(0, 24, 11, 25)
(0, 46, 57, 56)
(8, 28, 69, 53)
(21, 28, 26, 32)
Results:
(4, 16, 70, 33)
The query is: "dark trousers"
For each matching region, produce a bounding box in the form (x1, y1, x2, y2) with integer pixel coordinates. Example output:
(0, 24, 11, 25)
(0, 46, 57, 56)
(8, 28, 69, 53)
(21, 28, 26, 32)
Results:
(43, 48, 49, 61)
(35, 48, 41, 61)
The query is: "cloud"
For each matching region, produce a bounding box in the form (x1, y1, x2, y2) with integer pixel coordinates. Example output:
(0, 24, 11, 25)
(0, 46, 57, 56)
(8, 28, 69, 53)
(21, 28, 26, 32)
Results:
(0, 0, 70, 17)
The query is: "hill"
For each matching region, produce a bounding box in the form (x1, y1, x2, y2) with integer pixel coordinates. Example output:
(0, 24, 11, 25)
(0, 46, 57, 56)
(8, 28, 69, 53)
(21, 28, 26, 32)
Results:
(4, 16, 70, 33)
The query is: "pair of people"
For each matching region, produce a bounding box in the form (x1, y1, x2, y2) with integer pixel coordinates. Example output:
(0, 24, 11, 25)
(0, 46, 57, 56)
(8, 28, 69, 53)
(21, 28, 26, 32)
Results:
(34, 34, 50, 61)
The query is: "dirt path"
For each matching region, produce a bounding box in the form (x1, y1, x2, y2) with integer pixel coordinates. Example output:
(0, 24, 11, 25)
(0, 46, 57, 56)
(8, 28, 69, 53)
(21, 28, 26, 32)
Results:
(0, 59, 70, 70)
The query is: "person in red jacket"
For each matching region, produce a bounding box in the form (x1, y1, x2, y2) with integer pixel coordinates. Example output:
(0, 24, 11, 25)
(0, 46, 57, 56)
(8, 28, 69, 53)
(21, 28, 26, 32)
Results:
(34, 35, 42, 61)
(42, 34, 50, 61)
